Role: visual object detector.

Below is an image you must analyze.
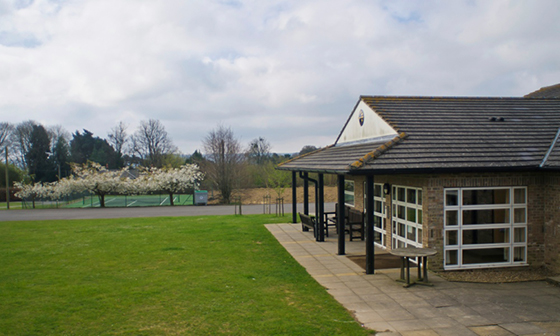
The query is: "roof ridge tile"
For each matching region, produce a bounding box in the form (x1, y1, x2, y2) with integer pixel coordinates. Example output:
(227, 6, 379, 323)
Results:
(350, 132, 407, 169)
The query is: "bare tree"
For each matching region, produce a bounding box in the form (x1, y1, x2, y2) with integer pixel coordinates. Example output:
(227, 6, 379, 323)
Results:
(247, 137, 271, 165)
(10, 120, 38, 169)
(202, 125, 245, 204)
(47, 125, 70, 152)
(131, 119, 177, 167)
(108, 121, 128, 155)
(0, 122, 14, 156)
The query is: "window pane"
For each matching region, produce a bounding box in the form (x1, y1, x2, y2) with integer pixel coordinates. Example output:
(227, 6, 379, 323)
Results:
(392, 220, 397, 234)
(374, 184, 382, 197)
(418, 189, 423, 205)
(407, 207, 416, 222)
(463, 209, 510, 225)
(344, 181, 355, 206)
(418, 209, 423, 224)
(398, 205, 405, 219)
(374, 216, 382, 228)
(514, 228, 526, 243)
(446, 250, 458, 265)
(446, 231, 458, 245)
(344, 181, 355, 192)
(446, 210, 458, 226)
(514, 188, 526, 204)
(397, 240, 406, 248)
(446, 190, 458, 206)
(418, 229, 423, 244)
(392, 187, 397, 200)
(462, 189, 510, 205)
(398, 223, 405, 237)
(407, 226, 416, 241)
(375, 200, 382, 213)
(463, 248, 510, 264)
(463, 228, 510, 244)
(514, 247, 526, 262)
(398, 187, 406, 202)
(374, 231, 382, 244)
(407, 189, 416, 204)
(514, 208, 526, 224)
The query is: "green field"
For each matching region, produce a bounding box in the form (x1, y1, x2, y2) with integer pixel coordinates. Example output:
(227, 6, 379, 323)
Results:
(0, 215, 371, 335)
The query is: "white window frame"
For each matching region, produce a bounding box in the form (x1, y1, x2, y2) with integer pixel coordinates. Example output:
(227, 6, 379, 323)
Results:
(443, 187, 528, 270)
(365, 182, 387, 248)
(392, 185, 423, 249)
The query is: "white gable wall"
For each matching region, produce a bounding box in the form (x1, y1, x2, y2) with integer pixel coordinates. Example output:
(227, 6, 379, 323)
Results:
(336, 100, 397, 145)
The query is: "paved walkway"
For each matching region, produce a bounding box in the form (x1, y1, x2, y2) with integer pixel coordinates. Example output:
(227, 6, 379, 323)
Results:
(266, 223, 560, 336)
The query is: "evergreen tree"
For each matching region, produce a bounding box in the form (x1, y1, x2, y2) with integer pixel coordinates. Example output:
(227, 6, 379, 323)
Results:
(26, 125, 51, 183)
(70, 129, 119, 168)
(50, 136, 71, 179)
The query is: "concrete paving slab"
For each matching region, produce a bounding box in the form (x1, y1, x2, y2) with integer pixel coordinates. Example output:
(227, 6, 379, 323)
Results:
(265, 224, 560, 336)
(401, 330, 439, 336)
(389, 319, 431, 332)
(469, 325, 515, 336)
(532, 322, 560, 333)
(499, 323, 549, 335)
(434, 326, 478, 336)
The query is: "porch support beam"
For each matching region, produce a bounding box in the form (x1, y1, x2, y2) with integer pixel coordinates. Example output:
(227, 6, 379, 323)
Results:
(303, 172, 309, 215)
(291, 171, 297, 224)
(317, 173, 325, 242)
(366, 174, 375, 274)
(337, 174, 345, 255)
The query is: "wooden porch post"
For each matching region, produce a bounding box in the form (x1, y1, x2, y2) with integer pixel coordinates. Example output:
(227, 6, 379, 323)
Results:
(366, 174, 375, 274)
(337, 174, 345, 255)
(317, 173, 325, 242)
(303, 172, 309, 215)
(292, 171, 297, 224)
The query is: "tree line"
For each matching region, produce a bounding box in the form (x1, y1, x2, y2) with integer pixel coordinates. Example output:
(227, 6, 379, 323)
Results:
(1, 119, 321, 205)
(0, 119, 180, 186)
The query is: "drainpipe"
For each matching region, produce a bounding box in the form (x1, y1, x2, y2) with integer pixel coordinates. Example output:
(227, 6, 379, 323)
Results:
(300, 172, 321, 241)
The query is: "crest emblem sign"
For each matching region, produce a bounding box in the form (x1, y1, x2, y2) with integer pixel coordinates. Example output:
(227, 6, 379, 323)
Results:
(359, 109, 365, 126)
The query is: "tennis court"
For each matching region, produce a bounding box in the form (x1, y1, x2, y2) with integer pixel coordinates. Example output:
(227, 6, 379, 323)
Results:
(65, 194, 194, 208)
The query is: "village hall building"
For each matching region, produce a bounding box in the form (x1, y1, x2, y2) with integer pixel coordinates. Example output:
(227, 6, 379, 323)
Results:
(278, 84, 560, 275)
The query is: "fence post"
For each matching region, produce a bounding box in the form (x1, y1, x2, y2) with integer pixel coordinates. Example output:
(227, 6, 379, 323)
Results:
(234, 196, 242, 215)
(263, 195, 271, 214)
(275, 197, 284, 216)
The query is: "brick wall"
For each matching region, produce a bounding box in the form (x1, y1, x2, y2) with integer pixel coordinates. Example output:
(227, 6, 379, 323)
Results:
(544, 173, 560, 273)
(346, 171, 557, 272)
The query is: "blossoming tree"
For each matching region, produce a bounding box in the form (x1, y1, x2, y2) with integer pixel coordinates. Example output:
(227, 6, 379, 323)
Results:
(14, 181, 48, 209)
(146, 164, 203, 205)
(66, 162, 131, 207)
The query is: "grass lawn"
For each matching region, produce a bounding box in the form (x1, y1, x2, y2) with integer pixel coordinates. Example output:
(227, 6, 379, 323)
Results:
(0, 215, 372, 335)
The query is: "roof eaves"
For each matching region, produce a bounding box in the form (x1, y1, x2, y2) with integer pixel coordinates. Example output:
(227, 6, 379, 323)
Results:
(349, 132, 408, 170)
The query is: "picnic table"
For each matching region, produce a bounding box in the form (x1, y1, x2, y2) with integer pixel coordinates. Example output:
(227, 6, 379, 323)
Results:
(389, 247, 437, 288)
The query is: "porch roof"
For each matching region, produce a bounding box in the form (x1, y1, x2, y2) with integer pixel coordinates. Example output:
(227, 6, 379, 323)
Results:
(278, 96, 560, 174)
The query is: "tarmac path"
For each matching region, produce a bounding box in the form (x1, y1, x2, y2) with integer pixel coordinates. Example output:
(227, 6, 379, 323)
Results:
(0, 203, 335, 221)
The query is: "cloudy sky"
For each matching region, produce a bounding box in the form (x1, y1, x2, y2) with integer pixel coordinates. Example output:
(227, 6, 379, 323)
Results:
(1, 0, 559, 154)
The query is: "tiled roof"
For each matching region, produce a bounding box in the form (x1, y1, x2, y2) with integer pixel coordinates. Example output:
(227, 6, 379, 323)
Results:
(525, 83, 560, 98)
(278, 96, 560, 174)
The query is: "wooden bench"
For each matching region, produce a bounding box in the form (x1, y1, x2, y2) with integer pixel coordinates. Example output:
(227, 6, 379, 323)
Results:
(323, 204, 364, 241)
(346, 207, 364, 241)
(299, 212, 316, 232)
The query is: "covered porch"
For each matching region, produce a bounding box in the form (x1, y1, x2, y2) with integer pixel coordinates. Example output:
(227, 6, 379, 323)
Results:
(285, 168, 383, 274)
